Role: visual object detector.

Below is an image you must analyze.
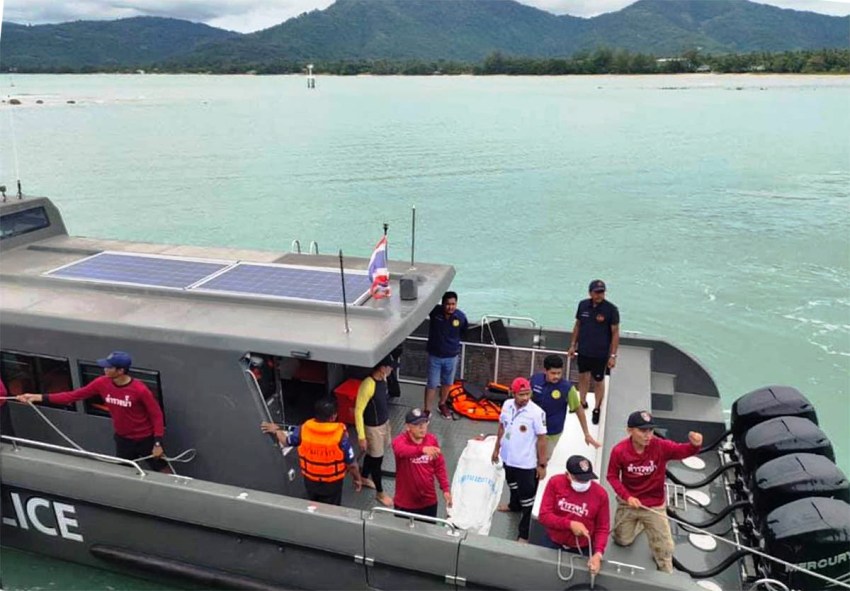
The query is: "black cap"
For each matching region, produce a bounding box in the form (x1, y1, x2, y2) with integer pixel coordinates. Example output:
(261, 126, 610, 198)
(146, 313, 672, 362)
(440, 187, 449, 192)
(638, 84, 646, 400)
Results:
(405, 408, 429, 425)
(378, 356, 397, 369)
(566, 455, 598, 482)
(627, 410, 657, 429)
(589, 279, 606, 293)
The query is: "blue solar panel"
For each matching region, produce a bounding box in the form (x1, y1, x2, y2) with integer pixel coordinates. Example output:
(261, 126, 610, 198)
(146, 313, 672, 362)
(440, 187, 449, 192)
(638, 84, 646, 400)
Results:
(47, 252, 230, 289)
(193, 263, 371, 304)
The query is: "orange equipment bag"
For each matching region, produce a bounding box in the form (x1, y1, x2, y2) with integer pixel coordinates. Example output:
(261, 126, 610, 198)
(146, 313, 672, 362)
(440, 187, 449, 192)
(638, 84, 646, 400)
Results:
(447, 381, 502, 422)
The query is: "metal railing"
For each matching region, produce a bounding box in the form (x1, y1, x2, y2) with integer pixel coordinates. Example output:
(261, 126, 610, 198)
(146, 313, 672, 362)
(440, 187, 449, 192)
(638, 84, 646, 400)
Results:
(400, 335, 571, 387)
(2, 434, 146, 477)
(479, 314, 538, 328)
(365, 506, 462, 537)
(290, 239, 301, 254)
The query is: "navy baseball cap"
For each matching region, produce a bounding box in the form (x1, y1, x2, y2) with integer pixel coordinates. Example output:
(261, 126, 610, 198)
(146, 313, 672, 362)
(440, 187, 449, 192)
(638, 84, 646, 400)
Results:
(405, 408, 429, 425)
(628, 410, 657, 429)
(566, 455, 598, 482)
(589, 279, 606, 293)
(97, 351, 132, 370)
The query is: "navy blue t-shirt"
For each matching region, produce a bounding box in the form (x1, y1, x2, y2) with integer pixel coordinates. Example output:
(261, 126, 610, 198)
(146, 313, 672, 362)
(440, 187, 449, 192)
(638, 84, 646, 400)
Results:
(530, 373, 575, 436)
(575, 299, 620, 358)
(426, 305, 468, 358)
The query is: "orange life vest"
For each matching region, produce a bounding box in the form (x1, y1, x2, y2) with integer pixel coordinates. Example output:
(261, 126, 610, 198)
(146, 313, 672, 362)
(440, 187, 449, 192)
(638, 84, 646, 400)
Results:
(447, 382, 501, 422)
(298, 419, 347, 483)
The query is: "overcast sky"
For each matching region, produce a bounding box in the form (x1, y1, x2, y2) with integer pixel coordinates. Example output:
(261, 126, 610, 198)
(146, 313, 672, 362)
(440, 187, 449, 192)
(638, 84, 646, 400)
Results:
(3, 0, 850, 33)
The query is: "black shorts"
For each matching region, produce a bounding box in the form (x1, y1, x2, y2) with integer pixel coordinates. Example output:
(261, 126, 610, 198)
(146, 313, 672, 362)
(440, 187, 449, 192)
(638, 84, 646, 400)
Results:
(577, 355, 610, 382)
(114, 434, 168, 472)
(394, 504, 438, 519)
(305, 479, 344, 506)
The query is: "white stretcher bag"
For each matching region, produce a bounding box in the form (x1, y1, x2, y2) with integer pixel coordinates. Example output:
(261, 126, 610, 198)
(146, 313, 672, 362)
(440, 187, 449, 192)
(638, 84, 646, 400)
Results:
(446, 435, 505, 535)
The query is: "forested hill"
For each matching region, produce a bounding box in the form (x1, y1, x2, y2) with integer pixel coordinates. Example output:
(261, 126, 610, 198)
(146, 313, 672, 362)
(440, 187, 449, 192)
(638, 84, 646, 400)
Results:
(0, 17, 237, 70)
(2, 0, 848, 71)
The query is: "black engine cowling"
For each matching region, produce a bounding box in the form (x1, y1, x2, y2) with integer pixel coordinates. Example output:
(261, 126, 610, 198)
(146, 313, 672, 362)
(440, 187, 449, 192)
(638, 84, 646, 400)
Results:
(731, 385, 817, 446)
(762, 497, 850, 591)
(740, 416, 834, 475)
(752, 453, 849, 521)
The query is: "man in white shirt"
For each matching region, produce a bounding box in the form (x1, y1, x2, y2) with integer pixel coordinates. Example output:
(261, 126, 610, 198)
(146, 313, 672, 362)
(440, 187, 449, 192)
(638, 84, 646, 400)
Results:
(491, 377, 548, 543)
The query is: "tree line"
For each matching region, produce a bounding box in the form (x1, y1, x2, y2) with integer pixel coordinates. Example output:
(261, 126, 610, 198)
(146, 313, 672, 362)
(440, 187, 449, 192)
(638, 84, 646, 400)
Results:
(10, 48, 848, 76)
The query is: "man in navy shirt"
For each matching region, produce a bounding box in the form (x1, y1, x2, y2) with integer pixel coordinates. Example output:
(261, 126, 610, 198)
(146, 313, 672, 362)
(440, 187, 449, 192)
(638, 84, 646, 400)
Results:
(531, 355, 600, 450)
(567, 280, 620, 426)
(424, 291, 468, 420)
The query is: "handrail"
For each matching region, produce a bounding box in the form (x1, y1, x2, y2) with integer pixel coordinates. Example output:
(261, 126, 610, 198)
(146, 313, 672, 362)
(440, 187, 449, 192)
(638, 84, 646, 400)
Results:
(480, 314, 537, 328)
(308, 241, 319, 255)
(404, 334, 565, 357)
(401, 334, 570, 387)
(290, 239, 301, 254)
(366, 506, 461, 537)
(1, 434, 146, 477)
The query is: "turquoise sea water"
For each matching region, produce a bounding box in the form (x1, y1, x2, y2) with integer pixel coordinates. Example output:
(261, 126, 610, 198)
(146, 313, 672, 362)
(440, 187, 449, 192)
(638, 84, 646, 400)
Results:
(1, 73, 848, 588)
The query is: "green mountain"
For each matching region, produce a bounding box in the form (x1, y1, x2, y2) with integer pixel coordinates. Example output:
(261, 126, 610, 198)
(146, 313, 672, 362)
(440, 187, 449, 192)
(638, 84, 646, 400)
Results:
(584, 0, 850, 54)
(1, 0, 848, 71)
(0, 17, 237, 71)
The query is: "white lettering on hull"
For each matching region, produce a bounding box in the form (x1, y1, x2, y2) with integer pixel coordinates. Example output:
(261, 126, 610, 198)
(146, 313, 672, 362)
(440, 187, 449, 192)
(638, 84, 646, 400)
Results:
(2, 492, 84, 542)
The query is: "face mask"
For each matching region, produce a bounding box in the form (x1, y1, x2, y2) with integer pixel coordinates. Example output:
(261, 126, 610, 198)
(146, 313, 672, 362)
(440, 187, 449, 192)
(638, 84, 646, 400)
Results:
(571, 479, 591, 493)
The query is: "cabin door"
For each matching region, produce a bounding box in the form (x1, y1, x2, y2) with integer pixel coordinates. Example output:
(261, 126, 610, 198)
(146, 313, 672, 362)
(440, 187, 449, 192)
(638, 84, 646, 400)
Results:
(361, 509, 465, 590)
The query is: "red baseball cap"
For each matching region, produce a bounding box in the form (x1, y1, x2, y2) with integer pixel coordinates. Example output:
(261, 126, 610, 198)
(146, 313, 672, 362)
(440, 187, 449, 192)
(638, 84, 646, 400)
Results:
(511, 377, 531, 394)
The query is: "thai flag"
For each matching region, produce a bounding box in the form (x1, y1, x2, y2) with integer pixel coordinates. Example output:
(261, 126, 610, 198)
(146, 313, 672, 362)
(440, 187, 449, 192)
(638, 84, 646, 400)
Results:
(368, 236, 391, 299)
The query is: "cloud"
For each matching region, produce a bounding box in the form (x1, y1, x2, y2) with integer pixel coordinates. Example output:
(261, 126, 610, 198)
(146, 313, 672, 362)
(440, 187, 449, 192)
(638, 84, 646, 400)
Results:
(4, 0, 850, 33)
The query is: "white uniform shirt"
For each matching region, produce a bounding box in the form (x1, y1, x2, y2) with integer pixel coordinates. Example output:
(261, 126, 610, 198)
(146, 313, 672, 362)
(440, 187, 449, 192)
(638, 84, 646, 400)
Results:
(498, 399, 547, 469)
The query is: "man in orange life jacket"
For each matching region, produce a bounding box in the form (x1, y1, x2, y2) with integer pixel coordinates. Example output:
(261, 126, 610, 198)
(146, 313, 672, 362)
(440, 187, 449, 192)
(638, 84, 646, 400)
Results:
(262, 397, 362, 506)
(17, 351, 168, 472)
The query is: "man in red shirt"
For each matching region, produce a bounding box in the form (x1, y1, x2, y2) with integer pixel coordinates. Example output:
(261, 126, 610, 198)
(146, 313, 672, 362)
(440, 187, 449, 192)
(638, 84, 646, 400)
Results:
(392, 408, 452, 518)
(539, 455, 609, 575)
(17, 351, 168, 472)
(606, 410, 703, 573)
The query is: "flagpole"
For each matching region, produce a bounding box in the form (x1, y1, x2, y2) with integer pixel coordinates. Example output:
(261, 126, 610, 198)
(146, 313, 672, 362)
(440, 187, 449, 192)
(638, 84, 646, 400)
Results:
(410, 205, 416, 270)
(382, 222, 389, 262)
(338, 249, 350, 334)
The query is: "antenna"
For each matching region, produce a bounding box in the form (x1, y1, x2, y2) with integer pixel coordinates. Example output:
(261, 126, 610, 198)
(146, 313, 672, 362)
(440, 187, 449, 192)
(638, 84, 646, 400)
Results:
(6, 79, 23, 200)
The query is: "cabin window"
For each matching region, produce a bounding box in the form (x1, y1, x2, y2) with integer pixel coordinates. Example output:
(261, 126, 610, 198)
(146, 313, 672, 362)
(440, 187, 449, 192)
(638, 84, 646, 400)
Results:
(0, 350, 75, 411)
(0, 206, 50, 240)
(78, 363, 165, 420)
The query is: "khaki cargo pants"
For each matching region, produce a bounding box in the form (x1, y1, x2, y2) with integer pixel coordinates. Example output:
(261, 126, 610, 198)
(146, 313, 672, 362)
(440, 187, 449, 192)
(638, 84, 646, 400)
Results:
(613, 502, 674, 573)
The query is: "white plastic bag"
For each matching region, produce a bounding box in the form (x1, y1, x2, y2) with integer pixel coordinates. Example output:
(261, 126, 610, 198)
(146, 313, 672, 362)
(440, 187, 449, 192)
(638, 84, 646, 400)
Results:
(446, 435, 505, 535)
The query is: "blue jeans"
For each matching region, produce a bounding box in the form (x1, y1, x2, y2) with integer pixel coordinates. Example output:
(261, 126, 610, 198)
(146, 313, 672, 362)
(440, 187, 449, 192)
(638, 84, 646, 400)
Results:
(426, 355, 458, 389)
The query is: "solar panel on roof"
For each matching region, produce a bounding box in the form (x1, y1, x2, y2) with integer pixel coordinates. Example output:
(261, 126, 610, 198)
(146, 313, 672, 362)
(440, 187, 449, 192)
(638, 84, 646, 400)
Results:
(192, 263, 371, 305)
(46, 252, 231, 290)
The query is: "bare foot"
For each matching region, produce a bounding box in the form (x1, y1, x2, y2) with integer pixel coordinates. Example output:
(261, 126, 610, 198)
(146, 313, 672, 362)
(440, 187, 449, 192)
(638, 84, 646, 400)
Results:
(360, 477, 376, 490)
(517, 537, 529, 544)
(497, 504, 513, 512)
(376, 493, 393, 507)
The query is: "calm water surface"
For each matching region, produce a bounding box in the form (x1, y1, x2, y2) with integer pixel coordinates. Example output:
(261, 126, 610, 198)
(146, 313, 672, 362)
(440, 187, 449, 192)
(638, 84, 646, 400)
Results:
(1, 73, 848, 589)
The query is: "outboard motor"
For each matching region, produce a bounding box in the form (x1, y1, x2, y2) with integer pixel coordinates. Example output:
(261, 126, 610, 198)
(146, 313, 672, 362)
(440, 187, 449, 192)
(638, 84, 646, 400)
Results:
(739, 416, 834, 480)
(731, 385, 817, 447)
(762, 497, 850, 591)
(751, 453, 850, 523)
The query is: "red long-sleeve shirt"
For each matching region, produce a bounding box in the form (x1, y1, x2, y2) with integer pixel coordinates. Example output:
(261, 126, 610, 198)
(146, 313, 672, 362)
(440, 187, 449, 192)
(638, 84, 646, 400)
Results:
(47, 376, 164, 440)
(539, 475, 610, 555)
(392, 432, 450, 510)
(606, 436, 700, 507)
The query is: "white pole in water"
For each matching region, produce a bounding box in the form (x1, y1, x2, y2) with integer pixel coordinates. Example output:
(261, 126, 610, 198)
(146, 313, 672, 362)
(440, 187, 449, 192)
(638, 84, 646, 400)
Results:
(306, 64, 316, 89)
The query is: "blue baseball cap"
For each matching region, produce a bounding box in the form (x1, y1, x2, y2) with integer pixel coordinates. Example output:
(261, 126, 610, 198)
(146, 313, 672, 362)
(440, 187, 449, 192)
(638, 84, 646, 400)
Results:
(97, 351, 132, 370)
(589, 279, 606, 293)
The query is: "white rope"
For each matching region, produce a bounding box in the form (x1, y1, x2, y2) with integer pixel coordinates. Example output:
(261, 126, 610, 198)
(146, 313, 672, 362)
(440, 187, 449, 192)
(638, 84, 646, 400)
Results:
(6, 398, 196, 475)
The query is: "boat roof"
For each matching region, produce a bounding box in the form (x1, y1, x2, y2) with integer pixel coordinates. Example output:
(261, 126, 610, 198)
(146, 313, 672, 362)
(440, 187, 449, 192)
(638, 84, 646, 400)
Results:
(0, 197, 455, 367)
